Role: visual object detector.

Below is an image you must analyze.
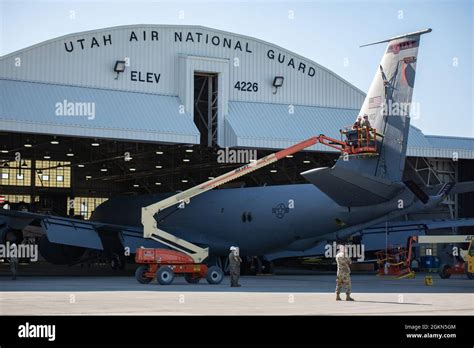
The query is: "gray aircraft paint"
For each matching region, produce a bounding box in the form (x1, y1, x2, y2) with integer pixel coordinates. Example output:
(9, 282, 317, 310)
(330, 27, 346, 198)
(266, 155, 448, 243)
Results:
(91, 184, 396, 255)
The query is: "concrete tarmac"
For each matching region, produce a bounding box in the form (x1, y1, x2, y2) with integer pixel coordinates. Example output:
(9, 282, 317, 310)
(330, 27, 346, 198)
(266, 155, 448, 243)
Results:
(1, 274, 473, 315)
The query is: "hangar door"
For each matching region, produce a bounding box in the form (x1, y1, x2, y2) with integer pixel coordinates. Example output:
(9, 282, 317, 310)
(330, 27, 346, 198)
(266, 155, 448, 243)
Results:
(194, 72, 218, 147)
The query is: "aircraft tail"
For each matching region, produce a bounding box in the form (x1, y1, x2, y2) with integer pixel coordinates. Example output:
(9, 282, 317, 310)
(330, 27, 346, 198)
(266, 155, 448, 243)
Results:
(335, 28, 432, 182)
(302, 29, 432, 206)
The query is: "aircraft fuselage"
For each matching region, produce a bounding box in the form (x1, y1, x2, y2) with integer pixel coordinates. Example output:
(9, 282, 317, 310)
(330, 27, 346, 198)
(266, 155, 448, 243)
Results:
(92, 184, 405, 256)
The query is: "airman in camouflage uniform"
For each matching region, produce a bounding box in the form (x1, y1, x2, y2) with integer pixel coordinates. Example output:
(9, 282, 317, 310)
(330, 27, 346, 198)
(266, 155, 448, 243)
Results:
(229, 246, 242, 287)
(8, 235, 19, 280)
(10, 253, 18, 280)
(336, 245, 354, 301)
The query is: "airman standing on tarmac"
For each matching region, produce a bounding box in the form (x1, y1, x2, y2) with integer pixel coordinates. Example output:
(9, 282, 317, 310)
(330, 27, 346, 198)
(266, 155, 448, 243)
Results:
(336, 244, 355, 301)
(229, 246, 242, 287)
(10, 252, 18, 280)
(9, 237, 19, 280)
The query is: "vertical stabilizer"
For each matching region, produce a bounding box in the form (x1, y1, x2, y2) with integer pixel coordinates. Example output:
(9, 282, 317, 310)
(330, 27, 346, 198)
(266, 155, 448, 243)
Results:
(336, 28, 432, 182)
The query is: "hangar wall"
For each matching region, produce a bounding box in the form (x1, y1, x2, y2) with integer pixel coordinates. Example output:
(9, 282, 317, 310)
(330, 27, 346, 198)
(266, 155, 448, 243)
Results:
(0, 25, 365, 109)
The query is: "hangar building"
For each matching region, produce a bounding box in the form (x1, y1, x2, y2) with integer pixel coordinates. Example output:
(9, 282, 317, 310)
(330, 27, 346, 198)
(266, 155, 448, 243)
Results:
(1, 25, 473, 234)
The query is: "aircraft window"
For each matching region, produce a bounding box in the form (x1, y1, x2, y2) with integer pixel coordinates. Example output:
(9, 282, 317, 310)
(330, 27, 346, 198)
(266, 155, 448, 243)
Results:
(241, 213, 247, 222)
(247, 212, 252, 222)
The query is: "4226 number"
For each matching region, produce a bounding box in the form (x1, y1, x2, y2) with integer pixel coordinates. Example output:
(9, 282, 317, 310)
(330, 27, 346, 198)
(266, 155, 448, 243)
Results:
(234, 81, 259, 92)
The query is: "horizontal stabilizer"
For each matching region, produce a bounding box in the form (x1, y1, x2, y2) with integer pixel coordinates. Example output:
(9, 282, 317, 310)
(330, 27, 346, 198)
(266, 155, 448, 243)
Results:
(301, 166, 404, 206)
(360, 28, 432, 47)
(450, 181, 474, 195)
(404, 180, 429, 204)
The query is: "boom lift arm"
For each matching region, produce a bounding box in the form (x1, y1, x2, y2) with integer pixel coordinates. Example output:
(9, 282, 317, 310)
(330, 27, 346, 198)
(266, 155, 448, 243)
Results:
(141, 132, 379, 263)
(141, 136, 320, 263)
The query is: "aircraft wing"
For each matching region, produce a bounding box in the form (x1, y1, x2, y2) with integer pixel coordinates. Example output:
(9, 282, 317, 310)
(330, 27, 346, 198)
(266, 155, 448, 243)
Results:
(265, 217, 474, 261)
(361, 217, 474, 233)
(0, 209, 162, 251)
(448, 181, 474, 195)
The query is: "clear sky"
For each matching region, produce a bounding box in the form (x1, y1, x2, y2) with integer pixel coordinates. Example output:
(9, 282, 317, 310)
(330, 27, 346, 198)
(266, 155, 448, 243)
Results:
(1, 0, 472, 138)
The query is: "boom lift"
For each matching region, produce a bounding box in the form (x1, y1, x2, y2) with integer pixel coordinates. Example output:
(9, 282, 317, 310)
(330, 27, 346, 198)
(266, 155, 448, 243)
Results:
(135, 133, 380, 285)
(375, 243, 415, 279)
(338, 126, 380, 156)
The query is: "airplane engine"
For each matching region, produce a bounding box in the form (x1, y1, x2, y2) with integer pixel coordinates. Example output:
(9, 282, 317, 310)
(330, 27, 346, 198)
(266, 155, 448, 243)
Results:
(0, 228, 23, 244)
(39, 235, 86, 265)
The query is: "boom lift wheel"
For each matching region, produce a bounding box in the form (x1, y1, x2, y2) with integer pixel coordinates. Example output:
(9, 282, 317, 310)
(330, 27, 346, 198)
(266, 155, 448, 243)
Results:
(135, 265, 152, 284)
(206, 266, 224, 284)
(156, 266, 175, 285)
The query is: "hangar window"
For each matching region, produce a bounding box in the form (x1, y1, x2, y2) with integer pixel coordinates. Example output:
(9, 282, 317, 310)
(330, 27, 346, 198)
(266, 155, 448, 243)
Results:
(0, 160, 32, 186)
(194, 72, 218, 147)
(68, 196, 108, 220)
(0, 194, 37, 204)
(35, 161, 71, 188)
